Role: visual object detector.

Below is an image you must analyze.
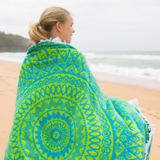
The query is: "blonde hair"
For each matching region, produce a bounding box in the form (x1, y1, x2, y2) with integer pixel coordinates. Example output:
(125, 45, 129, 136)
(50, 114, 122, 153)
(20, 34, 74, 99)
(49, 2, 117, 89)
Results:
(29, 6, 71, 44)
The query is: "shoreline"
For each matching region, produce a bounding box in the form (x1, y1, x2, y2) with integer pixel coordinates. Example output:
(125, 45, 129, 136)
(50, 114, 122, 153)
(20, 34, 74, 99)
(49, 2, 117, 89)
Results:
(92, 71, 160, 91)
(0, 60, 160, 159)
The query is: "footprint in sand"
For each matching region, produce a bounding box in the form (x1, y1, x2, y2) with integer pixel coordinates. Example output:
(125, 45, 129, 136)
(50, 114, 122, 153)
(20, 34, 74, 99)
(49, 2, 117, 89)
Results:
(9, 89, 15, 92)
(142, 109, 160, 120)
(4, 82, 11, 86)
(0, 91, 4, 95)
(154, 115, 160, 119)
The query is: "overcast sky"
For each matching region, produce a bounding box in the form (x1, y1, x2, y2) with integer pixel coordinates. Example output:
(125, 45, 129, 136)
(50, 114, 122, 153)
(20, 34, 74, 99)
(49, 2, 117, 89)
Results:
(0, 0, 160, 51)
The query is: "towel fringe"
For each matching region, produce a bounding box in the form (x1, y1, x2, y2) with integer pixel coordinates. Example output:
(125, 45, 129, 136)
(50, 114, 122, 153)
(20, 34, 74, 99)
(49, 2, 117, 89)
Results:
(128, 98, 156, 160)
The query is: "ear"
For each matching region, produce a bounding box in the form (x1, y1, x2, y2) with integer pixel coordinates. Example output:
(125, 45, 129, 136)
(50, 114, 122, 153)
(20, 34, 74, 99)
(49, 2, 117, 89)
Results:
(55, 22, 62, 32)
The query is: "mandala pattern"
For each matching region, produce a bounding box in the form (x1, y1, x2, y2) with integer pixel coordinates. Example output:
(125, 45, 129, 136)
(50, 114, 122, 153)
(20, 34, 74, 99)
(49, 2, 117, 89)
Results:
(33, 110, 74, 158)
(4, 42, 152, 160)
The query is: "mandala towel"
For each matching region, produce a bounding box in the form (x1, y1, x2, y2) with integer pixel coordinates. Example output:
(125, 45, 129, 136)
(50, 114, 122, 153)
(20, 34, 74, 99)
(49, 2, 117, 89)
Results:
(4, 41, 155, 160)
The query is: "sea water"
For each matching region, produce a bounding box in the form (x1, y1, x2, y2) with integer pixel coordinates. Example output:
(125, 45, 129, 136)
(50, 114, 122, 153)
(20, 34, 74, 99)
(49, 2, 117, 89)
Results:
(83, 51, 160, 81)
(0, 51, 160, 82)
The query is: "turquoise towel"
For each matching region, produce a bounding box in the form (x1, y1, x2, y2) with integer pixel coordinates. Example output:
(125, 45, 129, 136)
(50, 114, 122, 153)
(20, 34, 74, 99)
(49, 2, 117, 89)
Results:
(4, 41, 154, 160)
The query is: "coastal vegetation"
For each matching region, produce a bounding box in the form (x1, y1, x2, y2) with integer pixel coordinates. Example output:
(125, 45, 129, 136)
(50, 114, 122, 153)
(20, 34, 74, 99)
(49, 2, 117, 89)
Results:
(0, 31, 33, 52)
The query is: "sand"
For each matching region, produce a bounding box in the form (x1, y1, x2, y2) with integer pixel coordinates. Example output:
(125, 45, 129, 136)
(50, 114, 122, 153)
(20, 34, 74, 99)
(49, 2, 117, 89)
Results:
(0, 60, 159, 159)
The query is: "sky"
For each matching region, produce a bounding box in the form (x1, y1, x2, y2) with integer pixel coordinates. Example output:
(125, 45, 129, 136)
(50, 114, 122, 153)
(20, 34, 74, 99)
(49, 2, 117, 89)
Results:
(0, 0, 160, 51)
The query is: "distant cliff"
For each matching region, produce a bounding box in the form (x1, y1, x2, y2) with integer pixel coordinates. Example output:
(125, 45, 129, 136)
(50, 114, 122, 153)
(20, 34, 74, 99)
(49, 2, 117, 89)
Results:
(0, 31, 33, 52)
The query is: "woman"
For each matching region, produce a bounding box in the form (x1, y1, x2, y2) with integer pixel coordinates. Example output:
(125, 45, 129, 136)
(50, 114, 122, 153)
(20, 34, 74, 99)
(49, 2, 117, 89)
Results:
(4, 6, 155, 160)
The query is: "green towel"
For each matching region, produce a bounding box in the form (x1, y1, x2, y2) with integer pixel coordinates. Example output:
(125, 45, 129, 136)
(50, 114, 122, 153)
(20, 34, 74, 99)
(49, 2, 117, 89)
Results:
(4, 41, 154, 160)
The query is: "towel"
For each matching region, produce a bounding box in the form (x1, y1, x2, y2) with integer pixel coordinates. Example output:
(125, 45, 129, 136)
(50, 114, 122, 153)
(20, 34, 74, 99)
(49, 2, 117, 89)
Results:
(4, 41, 154, 160)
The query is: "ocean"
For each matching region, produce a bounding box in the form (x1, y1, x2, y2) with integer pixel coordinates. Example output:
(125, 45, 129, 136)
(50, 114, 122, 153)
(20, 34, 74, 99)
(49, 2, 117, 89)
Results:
(83, 51, 160, 81)
(0, 51, 160, 90)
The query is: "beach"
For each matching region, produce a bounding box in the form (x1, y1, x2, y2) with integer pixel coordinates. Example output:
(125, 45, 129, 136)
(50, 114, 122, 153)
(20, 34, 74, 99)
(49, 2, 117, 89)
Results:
(0, 59, 159, 159)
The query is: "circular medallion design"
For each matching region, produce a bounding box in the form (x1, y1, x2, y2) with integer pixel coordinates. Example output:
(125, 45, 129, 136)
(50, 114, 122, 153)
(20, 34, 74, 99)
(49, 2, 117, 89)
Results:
(19, 96, 87, 160)
(34, 110, 74, 158)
